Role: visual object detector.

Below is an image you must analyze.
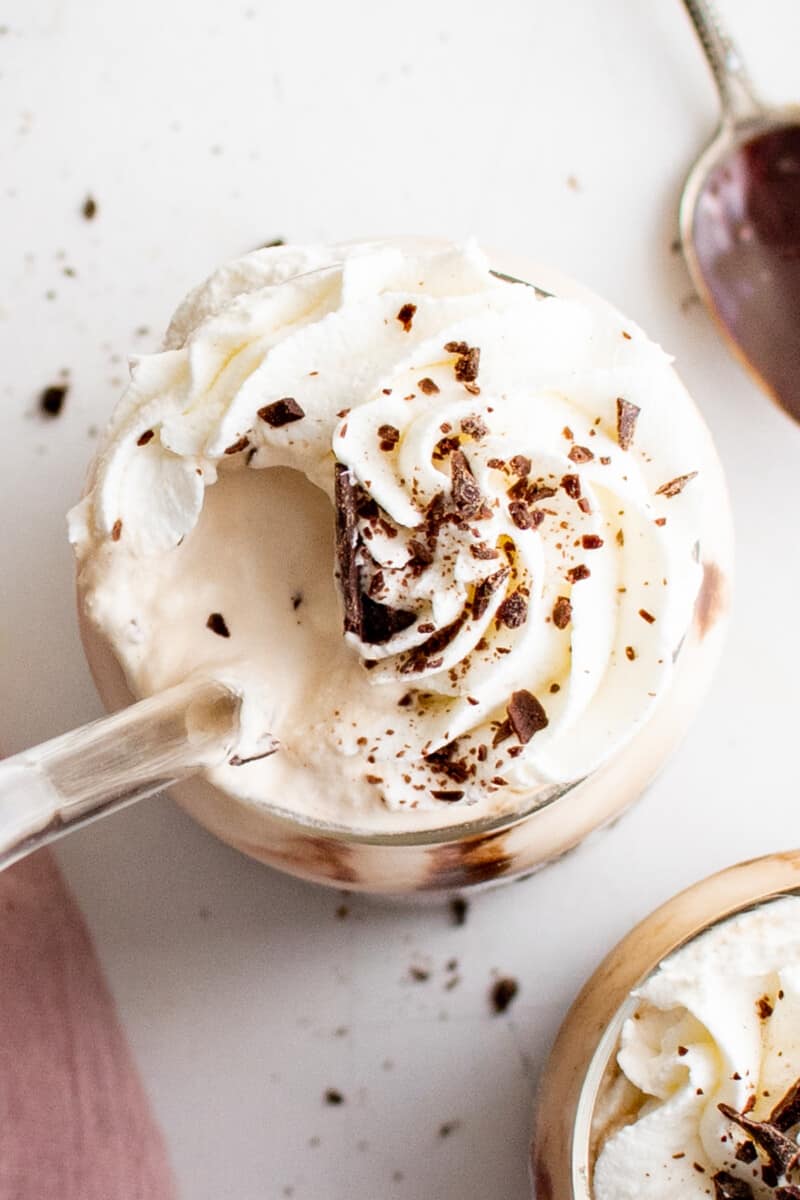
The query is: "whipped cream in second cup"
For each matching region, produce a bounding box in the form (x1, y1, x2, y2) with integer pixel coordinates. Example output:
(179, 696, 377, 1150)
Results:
(70, 239, 710, 831)
(593, 896, 800, 1199)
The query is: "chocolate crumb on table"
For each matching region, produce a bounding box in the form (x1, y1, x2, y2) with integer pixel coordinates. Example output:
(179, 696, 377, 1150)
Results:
(258, 397, 305, 426)
(206, 612, 231, 638)
(81, 194, 97, 220)
(616, 398, 640, 450)
(39, 384, 68, 417)
(490, 976, 519, 1014)
(323, 1089, 345, 1106)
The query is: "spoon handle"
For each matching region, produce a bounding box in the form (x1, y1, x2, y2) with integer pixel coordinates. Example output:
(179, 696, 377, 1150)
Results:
(0, 678, 242, 871)
(681, 0, 762, 123)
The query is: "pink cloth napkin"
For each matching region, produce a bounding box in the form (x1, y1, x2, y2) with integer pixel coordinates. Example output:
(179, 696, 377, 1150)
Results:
(0, 850, 175, 1199)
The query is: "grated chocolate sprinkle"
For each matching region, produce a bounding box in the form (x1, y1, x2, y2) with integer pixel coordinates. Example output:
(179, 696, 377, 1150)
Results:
(616, 398, 640, 451)
(552, 596, 572, 630)
(397, 303, 417, 332)
(258, 397, 305, 427)
(507, 690, 548, 743)
(496, 591, 528, 629)
(656, 471, 698, 498)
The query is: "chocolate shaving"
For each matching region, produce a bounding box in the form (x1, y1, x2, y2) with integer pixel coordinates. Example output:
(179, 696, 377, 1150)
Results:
(360, 595, 416, 645)
(492, 720, 512, 748)
(507, 690, 548, 743)
(552, 596, 572, 630)
(496, 591, 528, 629)
(206, 612, 231, 638)
(718, 1103, 800, 1176)
(582, 534, 604, 550)
(111, 519, 123, 542)
(378, 423, 400, 450)
(224, 436, 250, 455)
(450, 450, 482, 518)
(454, 347, 480, 383)
(561, 473, 581, 499)
(82, 194, 97, 220)
(656, 471, 698, 498)
(568, 445, 594, 464)
(333, 470, 414, 642)
(137, 429, 155, 446)
(431, 789, 464, 802)
(616, 398, 640, 450)
(418, 377, 439, 395)
(335, 465, 362, 636)
(470, 543, 499, 561)
(567, 564, 591, 583)
(396, 302, 417, 331)
(771, 1080, 800, 1132)
(775, 1187, 800, 1198)
(444, 340, 469, 354)
(258, 397, 305, 427)
(508, 501, 537, 530)
(735, 1141, 758, 1164)
(510, 455, 532, 477)
(712, 1173, 754, 1200)
(460, 414, 488, 439)
(407, 538, 434, 571)
(757, 995, 775, 1020)
(471, 568, 510, 619)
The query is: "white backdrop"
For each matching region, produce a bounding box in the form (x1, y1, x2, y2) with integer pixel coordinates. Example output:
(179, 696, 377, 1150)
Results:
(1, 2, 799, 1196)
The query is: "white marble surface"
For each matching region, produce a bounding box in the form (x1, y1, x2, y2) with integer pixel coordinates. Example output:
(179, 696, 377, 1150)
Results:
(1, 2, 799, 1196)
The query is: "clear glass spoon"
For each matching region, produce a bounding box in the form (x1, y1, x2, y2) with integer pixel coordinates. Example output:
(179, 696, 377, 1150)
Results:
(679, 0, 800, 421)
(0, 678, 243, 870)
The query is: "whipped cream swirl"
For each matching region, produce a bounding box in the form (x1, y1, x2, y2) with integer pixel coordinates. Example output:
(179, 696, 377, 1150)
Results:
(593, 897, 800, 1200)
(70, 240, 708, 821)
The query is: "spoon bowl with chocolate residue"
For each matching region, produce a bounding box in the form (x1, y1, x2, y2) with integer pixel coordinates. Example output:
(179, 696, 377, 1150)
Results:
(680, 0, 800, 422)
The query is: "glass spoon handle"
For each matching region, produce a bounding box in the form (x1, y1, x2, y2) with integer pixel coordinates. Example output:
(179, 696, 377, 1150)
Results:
(0, 678, 242, 871)
(682, 0, 762, 123)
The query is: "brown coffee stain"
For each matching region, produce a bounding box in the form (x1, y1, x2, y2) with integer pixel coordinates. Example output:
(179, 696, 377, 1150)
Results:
(424, 829, 512, 890)
(694, 562, 727, 639)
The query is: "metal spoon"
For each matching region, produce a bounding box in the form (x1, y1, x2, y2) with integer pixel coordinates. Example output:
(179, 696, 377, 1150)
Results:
(679, 0, 800, 421)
